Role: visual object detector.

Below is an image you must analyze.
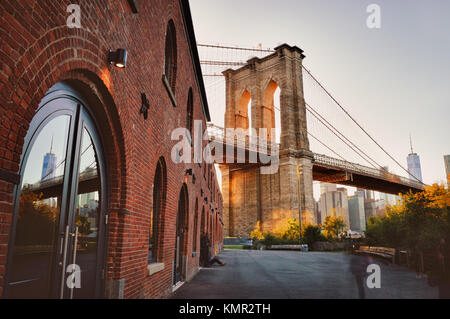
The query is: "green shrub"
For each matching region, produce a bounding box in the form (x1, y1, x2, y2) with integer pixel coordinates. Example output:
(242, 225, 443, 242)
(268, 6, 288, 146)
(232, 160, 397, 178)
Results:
(301, 224, 325, 246)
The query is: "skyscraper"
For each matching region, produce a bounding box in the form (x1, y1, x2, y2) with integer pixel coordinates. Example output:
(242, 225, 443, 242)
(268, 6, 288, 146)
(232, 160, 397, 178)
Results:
(41, 137, 57, 181)
(444, 155, 450, 184)
(348, 194, 366, 232)
(318, 183, 350, 229)
(364, 199, 386, 223)
(356, 188, 374, 201)
(379, 167, 401, 206)
(407, 136, 423, 183)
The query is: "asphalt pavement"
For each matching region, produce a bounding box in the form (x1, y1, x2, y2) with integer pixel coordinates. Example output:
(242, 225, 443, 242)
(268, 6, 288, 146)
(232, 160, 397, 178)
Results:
(172, 249, 442, 299)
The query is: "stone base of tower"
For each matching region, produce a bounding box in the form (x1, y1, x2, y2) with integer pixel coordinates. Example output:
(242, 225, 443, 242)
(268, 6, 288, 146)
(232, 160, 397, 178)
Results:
(220, 152, 316, 238)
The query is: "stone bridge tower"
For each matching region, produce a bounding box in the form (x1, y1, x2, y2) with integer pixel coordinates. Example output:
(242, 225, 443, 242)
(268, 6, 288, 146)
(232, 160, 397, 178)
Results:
(219, 44, 316, 237)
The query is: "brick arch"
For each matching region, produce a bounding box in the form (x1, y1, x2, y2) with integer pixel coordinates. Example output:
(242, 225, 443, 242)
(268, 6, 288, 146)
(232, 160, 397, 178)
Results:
(60, 70, 127, 210)
(0, 27, 129, 279)
(0, 27, 113, 175)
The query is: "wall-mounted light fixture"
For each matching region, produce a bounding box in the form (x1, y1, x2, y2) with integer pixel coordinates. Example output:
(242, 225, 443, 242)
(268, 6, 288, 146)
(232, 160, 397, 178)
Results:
(108, 49, 128, 69)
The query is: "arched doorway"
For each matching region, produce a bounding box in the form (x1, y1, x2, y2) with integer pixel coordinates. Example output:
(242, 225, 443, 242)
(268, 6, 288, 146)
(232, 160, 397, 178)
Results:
(5, 82, 108, 299)
(174, 184, 188, 285)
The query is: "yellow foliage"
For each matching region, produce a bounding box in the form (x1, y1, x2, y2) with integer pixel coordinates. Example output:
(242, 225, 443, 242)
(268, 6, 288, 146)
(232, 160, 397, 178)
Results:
(272, 217, 292, 236)
(250, 221, 264, 240)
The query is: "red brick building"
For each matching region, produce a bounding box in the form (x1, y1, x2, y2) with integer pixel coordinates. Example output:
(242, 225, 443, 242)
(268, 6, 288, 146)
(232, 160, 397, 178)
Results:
(0, 0, 223, 298)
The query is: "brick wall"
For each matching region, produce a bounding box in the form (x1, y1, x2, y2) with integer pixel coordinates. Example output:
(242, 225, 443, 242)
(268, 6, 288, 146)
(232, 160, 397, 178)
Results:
(0, 0, 223, 298)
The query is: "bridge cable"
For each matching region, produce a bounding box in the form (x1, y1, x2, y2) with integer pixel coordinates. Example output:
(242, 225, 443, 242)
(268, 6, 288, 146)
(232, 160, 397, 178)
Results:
(302, 66, 425, 185)
(197, 43, 424, 185)
(273, 103, 380, 170)
(305, 103, 386, 170)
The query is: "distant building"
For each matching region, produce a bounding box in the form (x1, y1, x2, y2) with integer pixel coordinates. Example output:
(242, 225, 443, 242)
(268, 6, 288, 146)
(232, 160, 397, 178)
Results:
(318, 183, 350, 230)
(40, 139, 58, 208)
(41, 138, 57, 181)
(348, 194, 366, 232)
(320, 183, 337, 194)
(378, 167, 401, 206)
(407, 136, 423, 183)
(364, 199, 386, 224)
(356, 188, 374, 201)
(379, 192, 400, 207)
(444, 155, 450, 184)
(315, 201, 321, 224)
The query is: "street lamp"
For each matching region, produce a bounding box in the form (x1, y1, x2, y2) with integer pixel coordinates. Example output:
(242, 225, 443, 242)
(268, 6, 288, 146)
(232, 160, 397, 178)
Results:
(297, 164, 303, 241)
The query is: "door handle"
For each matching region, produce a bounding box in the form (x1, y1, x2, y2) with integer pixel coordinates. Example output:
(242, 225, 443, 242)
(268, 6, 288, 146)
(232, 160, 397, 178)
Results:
(59, 225, 70, 299)
(69, 226, 79, 300)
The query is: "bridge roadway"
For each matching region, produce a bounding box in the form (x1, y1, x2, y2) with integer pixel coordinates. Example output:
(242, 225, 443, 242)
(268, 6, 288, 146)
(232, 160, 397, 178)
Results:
(207, 124, 424, 195)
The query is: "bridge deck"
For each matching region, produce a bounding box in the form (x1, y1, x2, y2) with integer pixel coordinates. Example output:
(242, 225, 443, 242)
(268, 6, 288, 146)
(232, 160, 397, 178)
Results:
(312, 154, 423, 194)
(207, 124, 424, 195)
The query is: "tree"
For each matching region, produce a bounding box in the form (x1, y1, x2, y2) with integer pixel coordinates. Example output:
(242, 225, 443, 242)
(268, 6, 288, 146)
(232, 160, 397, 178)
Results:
(401, 184, 449, 251)
(250, 221, 264, 240)
(364, 184, 450, 251)
(17, 189, 58, 245)
(76, 215, 92, 235)
(301, 224, 325, 246)
(322, 215, 346, 240)
(280, 218, 301, 242)
(365, 206, 405, 248)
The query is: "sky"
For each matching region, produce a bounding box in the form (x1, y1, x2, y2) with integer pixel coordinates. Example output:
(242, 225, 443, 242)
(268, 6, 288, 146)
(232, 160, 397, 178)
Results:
(190, 0, 450, 196)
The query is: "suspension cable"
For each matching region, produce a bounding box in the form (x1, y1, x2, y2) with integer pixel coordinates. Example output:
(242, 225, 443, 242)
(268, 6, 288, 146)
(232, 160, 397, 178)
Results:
(302, 65, 424, 185)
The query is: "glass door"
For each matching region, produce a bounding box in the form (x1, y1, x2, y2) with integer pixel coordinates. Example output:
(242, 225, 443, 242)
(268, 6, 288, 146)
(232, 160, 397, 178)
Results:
(66, 113, 105, 299)
(6, 112, 73, 298)
(6, 89, 106, 299)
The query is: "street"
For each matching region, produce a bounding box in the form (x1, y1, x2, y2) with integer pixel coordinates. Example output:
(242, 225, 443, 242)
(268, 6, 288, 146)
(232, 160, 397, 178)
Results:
(172, 249, 440, 299)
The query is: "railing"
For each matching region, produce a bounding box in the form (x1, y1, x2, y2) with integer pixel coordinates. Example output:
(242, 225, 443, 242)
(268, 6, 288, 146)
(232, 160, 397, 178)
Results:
(25, 168, 98, 192)
(206, 123, 279, 153)
(207, 123, 423, 190)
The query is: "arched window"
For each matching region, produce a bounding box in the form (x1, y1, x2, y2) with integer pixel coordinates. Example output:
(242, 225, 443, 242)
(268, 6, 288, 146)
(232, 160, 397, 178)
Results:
(164, 20, 177, 93)
(174, 183, 188, 284)
(149, 157, 166, 264)
(201, 206, 206, 233)
(193, 198, 199, 252)
(186, 88, 194, 136)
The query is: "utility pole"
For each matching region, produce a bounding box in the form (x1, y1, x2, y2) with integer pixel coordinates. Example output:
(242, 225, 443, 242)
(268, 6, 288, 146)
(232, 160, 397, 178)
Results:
(297, 164, 303, 240)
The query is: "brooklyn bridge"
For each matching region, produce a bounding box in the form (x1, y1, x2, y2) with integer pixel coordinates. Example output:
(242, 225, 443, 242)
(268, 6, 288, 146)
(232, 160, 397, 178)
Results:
(199, 43, 424, 237)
